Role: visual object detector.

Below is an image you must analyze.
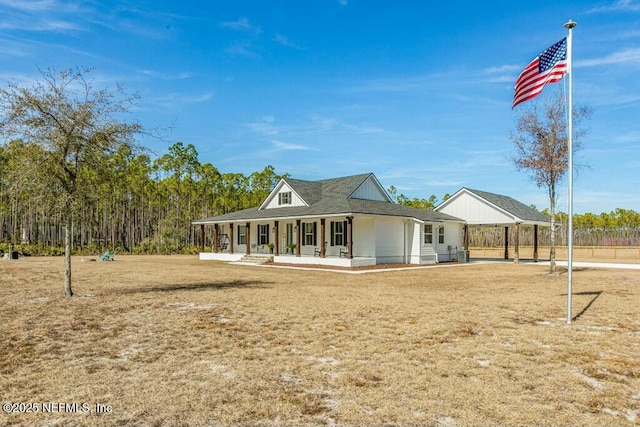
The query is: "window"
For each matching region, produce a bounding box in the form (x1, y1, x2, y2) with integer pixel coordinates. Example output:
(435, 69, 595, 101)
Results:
(438, 226, 445, 244)
(258, 224, 269, 245)
(278, 191, 291, 205)
(331, 220, 347, 246)
(302, 222, 316, 246)
(424, 224, 433, 244)
(237, 225, 246, 245)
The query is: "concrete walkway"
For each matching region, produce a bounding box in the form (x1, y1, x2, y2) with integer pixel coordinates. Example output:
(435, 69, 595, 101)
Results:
(247, 258, 640, 274)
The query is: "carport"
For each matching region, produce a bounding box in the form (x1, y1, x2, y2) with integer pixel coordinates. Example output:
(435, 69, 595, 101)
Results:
(434, 188, 550, 263)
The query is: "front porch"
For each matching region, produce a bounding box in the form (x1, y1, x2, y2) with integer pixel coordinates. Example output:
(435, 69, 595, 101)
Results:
(198, 252, 377, 267)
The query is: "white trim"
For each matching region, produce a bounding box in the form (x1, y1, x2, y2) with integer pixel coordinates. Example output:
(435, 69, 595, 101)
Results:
(258, 179, 309, 210)
(436, 188, 517, 221)
(274, 255, 376, 267)
(193, 212, 450, 225)
(435, 188, 548, 226)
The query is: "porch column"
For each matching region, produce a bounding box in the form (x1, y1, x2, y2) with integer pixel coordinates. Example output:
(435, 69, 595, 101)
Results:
(274, 221, 279, 255)
(463, 224, 469, 251)
(245, 222, 251, 255)
(513, 223, 520, 264)
(320, 218, 326, 257)
(229, 223, 234, 254)
(200, 224, 205, 252)
(214, 224, 220, 253)
(295, 219, 301, 257)
(346, 216, 353, 259)
(504, 226, 509, 260)
(533, 224, 539, 262)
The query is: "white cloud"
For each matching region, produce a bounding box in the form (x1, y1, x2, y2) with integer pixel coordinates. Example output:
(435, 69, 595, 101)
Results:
(147, 92, 214, 110)
(612, 131, 640, 144)
(0, 17, 79, 32)
(248, 116, 280, 136)
(587, 0, 640, 13)
(225, 41, 261, 59)
(221, 17, 261, 34)
(272, 140, 317, 151)
(482, 64, 521, 74)
(0, 38, 32, 57)
(139, 70, 195, 80)
(0, 0, 57, 12)
(577, 48, 640, 67)
(0, 0, 84, 33)
(273, 34, 305, 50)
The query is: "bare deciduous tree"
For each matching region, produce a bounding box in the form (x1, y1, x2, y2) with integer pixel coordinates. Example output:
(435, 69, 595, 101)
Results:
(0, 67, 142, 297)
(510, 91, 591, 274)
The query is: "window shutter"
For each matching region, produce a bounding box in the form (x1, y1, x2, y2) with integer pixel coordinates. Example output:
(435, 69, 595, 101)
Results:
(301, 222, 305, 246)
(313, 222, 317, 246)
(343, 220, 348, 246)
(330, 221, 335, 246)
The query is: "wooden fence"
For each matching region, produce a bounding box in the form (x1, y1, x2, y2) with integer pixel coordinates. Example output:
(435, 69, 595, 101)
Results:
(470, 246, 640, 262)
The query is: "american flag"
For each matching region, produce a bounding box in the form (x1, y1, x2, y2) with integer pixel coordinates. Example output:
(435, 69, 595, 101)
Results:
(512, 38, 567, 108)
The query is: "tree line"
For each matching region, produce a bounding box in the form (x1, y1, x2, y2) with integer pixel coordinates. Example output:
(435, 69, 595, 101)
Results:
(0, 140, 287, 255)
(2, 138, 639, 255)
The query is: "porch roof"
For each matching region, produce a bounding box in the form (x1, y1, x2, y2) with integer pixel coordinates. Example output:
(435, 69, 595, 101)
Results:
(193, 198, 463, 225)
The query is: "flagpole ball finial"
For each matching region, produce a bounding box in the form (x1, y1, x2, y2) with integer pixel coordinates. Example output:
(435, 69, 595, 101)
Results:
(564, 20, 577, 29)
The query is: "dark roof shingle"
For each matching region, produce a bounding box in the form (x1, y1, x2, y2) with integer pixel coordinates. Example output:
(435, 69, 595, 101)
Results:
(193, 173, 463, 224)
(464, 188, 549, 223)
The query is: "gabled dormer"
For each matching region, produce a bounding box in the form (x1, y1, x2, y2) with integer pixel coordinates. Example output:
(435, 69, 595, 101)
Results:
(349, 174, 392, 202)
(259, 173, 392, 210)
(259, 179, 308, 210)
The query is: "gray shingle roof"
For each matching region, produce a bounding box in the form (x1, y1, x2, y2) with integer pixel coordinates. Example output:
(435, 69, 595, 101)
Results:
(464, 188, 549, 223)
(284, 173, 371, 205)
(193, 173, 463, 224)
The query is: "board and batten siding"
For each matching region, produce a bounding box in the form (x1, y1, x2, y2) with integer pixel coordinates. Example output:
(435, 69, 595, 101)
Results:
(374, 217, 405, 264)
(406, 222, 422, 264)
(351, 176, 389, 201)
(438, 191, 514, 225)
(262, 182, 307, 209)
(353, 217, 376, 258)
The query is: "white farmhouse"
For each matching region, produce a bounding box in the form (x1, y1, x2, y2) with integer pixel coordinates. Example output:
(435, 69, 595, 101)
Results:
(193, 173, 466, 267)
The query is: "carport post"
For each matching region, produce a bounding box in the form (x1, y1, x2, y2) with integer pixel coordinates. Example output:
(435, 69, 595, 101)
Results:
(533, 224, 539, 262)
(504, 227, 509, 260)
(513, 223, 520, 264)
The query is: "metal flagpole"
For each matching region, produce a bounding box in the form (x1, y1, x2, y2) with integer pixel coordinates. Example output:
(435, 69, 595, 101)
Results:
(564, 19, 577, 324)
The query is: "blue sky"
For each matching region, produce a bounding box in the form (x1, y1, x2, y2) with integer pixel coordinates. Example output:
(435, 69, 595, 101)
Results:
(1, 0, 639, 214)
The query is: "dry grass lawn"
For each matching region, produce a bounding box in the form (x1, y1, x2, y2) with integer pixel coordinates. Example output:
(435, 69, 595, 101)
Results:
(1, 255, 639, 426)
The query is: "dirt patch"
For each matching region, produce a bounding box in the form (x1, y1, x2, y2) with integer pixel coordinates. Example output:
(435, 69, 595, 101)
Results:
(1, 255, 639, 426)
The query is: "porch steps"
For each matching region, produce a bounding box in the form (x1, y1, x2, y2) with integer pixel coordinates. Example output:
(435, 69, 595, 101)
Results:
(237, 254, 274, 265)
